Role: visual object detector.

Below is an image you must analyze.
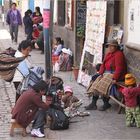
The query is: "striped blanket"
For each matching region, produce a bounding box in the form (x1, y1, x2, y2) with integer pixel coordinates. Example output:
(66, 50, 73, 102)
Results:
(87, 73, 113, 96)
(0, 54, 24, 82)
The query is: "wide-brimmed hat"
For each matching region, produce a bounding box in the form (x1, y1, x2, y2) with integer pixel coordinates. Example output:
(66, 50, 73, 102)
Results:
(125, 73, 136, 86)
(105, 40, 118, 47)
(62, 48, 72, 56)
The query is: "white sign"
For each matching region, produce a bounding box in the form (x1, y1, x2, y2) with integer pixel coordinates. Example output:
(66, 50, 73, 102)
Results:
(128, 0, 140, 44)
(85, 1, 106, 64)
(77, 1, 107, 87)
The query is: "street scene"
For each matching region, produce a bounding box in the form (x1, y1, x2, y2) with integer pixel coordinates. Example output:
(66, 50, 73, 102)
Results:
(0, 0, 140, 140)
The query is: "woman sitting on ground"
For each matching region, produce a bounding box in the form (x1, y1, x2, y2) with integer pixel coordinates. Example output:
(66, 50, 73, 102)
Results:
(52, 37, 64, 56)
(52, 37, 64, 67)
(85, 40, 127, 111)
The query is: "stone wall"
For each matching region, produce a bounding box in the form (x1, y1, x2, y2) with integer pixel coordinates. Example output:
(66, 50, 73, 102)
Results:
(125, 45, 140, 82)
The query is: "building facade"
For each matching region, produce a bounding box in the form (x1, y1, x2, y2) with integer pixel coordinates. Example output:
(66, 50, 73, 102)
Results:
(124, 0, 140, 81)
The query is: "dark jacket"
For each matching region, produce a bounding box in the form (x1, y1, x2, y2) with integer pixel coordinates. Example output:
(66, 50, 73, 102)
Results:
(12, 89, 49, 128)
(99, 50, 127, 81)
(23, 15, 33, 34)
(6, 9, 22, 25)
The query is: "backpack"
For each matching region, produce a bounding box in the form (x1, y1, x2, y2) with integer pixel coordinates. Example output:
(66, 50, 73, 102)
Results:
(47, 76, 64, 105)
(48, 76, 63, 94)
(48, 107, 69, 130)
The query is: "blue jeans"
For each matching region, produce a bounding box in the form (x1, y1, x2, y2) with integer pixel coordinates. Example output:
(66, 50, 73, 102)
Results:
(9, 24, 18, 42)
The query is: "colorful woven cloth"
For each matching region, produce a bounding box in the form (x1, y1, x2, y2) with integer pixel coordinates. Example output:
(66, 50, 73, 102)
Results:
(87, 73, 113, 96)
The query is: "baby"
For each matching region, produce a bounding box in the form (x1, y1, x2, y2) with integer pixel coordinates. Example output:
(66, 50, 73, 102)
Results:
(62, 86, 80, 109)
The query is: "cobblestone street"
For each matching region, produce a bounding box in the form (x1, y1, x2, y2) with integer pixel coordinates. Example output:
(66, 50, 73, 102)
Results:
(0, 22, 140, 140)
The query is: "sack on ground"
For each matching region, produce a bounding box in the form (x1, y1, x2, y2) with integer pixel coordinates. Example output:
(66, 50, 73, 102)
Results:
(48, 108, 69, 130)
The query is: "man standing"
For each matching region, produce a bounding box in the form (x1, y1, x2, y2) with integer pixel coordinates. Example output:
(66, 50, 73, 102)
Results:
(6, 2, 22, 43)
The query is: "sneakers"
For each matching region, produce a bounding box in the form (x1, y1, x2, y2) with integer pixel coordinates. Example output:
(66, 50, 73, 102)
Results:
(31, 128, 45, 138)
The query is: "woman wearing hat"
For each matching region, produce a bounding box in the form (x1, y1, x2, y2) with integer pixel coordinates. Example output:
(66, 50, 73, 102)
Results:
(85, 40, 127, 111)
(122, 74, 140, 128)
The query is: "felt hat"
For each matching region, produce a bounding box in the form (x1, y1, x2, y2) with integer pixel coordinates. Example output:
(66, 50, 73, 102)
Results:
(125, 73, 136, 86)
(105, 40, 118, 47)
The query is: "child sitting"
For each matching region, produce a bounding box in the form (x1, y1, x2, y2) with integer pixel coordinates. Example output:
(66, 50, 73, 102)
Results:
(122, 74, 140, 128)
(62, 86, 80, 109)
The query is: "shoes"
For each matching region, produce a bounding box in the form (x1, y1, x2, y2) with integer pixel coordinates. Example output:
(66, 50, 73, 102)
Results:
(31, 128, 45, 138)
(85, 103, 97, 110)
(98, 103, 111, 111)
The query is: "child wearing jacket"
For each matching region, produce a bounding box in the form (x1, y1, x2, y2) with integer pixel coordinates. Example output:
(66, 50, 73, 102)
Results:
(122, 74, 140, 128)
(62, 86, 79, 109)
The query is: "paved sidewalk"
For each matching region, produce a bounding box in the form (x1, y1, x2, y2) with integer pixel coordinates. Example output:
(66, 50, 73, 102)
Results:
(1, 22, 140, 140)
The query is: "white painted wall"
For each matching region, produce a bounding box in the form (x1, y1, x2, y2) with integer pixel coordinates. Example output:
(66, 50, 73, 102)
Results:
(21, 0, 28, 17)
(34, 0, 43, 14)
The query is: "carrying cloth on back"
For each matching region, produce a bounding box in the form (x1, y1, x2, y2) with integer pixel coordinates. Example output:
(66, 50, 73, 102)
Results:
(0, 53, 24, 82)
(87, 73, 113, 96)
(16, 66, 44, 95)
